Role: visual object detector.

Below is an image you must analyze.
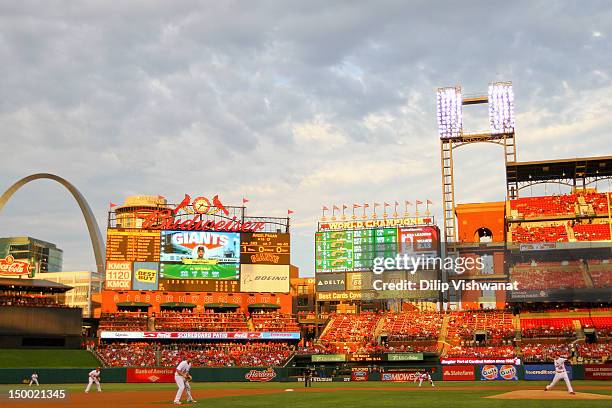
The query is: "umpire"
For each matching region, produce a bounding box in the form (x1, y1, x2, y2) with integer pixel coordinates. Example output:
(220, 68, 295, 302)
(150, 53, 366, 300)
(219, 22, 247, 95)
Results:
(303, 367, 312, 388)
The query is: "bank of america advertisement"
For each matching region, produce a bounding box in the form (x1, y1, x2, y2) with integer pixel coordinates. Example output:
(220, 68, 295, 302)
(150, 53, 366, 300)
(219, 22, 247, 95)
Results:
(160, 231, 240, 279)
(240, 264, 290, 293)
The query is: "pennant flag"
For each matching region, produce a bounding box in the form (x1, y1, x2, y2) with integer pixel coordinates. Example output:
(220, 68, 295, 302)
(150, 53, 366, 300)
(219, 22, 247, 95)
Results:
(416, 200, 423, 205)
(405, 201, 413, 206)
(287, 209, 294, 215)
(364, 203, 370, 208)
(427, 199, 433, 205)
(242, 197, 250, 204)
(374, 202, 380, 208)
(333, 205, 340, 211)
(395, 201, 399, 206)
(109, 202, 117, 208)
(384, 202, 390, 207)
(158, 195, 166, 200)
(353, 204, 361, 209)
(342, 204, 348, 210)
(322, 206, 329, 211)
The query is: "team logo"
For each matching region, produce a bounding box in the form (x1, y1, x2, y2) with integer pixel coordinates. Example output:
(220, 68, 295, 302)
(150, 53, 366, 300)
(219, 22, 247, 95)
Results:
(481, 365, 499, 380)
(500, 365, 517, 380)
(245, 368, 277, 382)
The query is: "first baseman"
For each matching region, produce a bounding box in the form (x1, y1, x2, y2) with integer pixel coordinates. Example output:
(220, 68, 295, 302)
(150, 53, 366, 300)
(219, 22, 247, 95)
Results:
(545, 354, 575, 394)
(85, 367, 102, 393)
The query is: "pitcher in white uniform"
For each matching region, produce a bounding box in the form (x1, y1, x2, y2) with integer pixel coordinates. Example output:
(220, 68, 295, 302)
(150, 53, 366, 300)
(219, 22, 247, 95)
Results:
(545, 353, 575, 395)
(174, 357, 196, 405)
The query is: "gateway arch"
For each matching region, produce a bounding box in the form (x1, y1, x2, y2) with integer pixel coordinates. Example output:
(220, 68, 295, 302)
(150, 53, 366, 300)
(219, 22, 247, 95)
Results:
(0, 173, 105, 274)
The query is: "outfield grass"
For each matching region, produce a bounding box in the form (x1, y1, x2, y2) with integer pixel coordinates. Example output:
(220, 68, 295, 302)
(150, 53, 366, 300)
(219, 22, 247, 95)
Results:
(0, 349, 100, 368)
(0, 381, 609, 408)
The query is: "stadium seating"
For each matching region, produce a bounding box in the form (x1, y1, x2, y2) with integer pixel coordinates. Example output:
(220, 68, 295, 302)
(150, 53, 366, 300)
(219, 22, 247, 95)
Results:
(520, 343, 571, 362)
(510, 195, 576, 218)
(510, 262, 587, 290)
(0, 294, 64, 308)
(578, 343, 612, 361)
(251, 312, 300, 332)
(511, 225, 568, 242)
(573, 223, 611, 241)
(153, 311, 248, 332)
(446, 310, 514, 344)
(446, 345, 516, 358)
(319, 312, 380, 353)
(380, 312, 442, 341)
(96, 341, 294, 367)
(520, 318, 576, 338)
(99, 312, 148, 332)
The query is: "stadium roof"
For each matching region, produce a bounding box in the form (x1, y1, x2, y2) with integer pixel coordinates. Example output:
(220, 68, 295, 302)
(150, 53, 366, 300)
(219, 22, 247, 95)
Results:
(507, 156, 612, 184)
(0, 277, 73, 293)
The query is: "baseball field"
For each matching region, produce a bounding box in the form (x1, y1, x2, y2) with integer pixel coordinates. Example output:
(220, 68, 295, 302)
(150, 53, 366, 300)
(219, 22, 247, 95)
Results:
(0, 381, 611, 408)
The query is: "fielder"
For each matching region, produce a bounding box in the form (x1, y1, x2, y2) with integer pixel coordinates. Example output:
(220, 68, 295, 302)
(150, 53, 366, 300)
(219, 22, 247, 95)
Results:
(174, 357, 196, 405)
(29, 372, 39, 386)
(85, 367, 102, 392)
(545, 353, 575, 395)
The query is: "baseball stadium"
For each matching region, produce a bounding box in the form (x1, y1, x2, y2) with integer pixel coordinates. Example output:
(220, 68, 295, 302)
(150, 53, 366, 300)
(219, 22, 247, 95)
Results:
(0, 83, 611, 407)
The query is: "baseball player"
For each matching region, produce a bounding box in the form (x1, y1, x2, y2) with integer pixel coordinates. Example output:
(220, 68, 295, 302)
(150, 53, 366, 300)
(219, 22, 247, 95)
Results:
(416, 371, 435, 387)
(29, 372, 39, 386)
(174, 357, 196, 405)
(545, 353, 575, 395)
(85, 367, 102, 393)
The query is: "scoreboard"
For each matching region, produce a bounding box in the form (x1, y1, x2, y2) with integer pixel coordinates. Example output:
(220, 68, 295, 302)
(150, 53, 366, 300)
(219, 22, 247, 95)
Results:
(106, 229, 160, 262)
(240, 233, 290, 265)
(316, 228, 397, 272)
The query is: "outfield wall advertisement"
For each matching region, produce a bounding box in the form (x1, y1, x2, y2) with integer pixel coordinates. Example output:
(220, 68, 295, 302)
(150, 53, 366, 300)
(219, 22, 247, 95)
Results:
(524, 364, 573, 380)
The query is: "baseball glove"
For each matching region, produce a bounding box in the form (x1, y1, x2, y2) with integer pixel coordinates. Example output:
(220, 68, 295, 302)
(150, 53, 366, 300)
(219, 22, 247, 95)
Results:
(185, 374, 193, 382)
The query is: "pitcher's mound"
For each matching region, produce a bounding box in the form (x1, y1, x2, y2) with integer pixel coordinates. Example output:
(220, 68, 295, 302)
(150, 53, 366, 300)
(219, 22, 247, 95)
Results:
(486, 390, 612, 400)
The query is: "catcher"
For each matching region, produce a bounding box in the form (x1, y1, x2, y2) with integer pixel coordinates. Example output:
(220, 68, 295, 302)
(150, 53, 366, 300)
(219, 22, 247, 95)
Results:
(174, 357, 196, 405)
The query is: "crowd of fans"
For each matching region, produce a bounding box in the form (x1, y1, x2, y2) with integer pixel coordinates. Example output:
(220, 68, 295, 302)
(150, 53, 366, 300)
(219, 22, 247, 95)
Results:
(251, 312, 300, 332)
(96, 341, 294, 367)
(99, 312, 148, 331)
(447, 310, 514, 343)
(520, 318, 576, 338)
(153, 311, 248, 332)
(381, 312, 442, 341)
(446, 345, 516, 358)
(0, 294, 65, 308)
(520, 343, 571, 362)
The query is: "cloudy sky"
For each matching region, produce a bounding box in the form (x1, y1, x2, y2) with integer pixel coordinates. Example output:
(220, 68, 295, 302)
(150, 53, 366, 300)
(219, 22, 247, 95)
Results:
(0, 1, 610, 275)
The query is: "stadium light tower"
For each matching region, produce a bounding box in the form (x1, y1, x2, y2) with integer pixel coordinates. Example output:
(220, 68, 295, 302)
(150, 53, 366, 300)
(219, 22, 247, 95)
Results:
(437, 82, 517, 243)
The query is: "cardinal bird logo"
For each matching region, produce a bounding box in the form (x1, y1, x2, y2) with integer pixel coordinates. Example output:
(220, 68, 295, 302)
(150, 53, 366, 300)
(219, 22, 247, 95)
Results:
(173, 194, 192, 214)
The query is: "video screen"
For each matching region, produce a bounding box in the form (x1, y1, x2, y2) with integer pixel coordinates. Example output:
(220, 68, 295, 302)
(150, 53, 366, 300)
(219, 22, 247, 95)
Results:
(159, 231, 240, 279)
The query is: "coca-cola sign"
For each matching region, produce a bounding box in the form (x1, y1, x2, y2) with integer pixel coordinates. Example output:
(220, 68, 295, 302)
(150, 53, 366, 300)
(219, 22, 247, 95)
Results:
(245, 368, 277, 382)
(0, 255, 31, 277)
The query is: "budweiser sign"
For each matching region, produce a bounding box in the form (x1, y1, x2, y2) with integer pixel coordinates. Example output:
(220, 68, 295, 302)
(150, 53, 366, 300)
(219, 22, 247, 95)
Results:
(0, 255, 31, 277)
(245, 368, 277, 382)
(137, 194, 265, 232)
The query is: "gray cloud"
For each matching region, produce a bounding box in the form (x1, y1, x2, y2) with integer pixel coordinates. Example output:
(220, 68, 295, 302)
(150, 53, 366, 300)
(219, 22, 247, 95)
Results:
(0, 0, 611, 274)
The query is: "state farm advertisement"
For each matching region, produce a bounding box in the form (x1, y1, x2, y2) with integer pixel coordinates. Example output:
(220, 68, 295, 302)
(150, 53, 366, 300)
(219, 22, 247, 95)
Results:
(584, 364, 612, 380)
(127, 368, 175, 383)
(105, 261, 132, 290)
(442, 365, 475, 381)
(479, 364, 518, 381)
